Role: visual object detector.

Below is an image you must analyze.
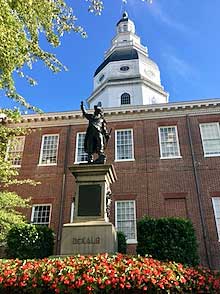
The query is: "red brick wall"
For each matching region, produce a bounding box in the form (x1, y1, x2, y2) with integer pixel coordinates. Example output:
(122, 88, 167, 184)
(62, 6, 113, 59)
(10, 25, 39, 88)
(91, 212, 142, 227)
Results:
(14, 113, 220, 269)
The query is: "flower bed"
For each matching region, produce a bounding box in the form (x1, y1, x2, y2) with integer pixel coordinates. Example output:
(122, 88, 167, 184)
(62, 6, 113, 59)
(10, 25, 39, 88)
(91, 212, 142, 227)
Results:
(0, 254, 219, 293)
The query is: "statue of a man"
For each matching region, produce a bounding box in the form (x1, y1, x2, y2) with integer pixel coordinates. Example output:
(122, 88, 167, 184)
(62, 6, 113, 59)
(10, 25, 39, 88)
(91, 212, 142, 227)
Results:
(80, 101, 110, 164)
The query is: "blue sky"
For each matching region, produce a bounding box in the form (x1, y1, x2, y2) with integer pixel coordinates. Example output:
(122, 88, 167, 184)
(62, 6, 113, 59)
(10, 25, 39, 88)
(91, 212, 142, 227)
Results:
(1, 0, 220, 112)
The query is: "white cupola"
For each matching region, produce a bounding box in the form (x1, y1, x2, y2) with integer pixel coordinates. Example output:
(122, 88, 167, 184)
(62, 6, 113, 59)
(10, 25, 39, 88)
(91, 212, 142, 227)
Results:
(87, 12, 169, 108)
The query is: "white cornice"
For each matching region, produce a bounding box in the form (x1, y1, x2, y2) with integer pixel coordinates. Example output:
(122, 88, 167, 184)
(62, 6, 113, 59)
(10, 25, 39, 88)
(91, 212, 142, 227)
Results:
(8, 98, 220, 128)
(87, 75, 167, 104)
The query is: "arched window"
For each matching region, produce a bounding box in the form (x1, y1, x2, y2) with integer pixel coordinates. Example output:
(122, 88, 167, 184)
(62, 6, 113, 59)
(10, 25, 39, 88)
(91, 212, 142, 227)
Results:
(121, 93, 131, 105)
(123, 24, 128, 32)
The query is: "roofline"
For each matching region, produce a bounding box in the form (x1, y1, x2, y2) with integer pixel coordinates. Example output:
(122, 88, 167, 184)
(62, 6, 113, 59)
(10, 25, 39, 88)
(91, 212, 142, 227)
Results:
(7, 98, 220, 127)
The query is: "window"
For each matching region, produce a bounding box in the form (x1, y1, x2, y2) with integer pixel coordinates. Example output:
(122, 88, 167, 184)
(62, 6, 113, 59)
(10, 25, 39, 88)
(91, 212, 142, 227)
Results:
(99, 74, 105, 83)
(115, 129, 134, 161)
(212, 198, 220, 240)
(120, 66, 129, 72)
(115, 200, 137, 243)
(6, 136, 25, 166)
(75, 132, 88, 163)
(200, 123, 220, 157)
(31, 204, 52, 226)
(39, 134, 59, 165)
(121, 93, 131, 105)
(123, 24, 128, 31)
(158, 126, 181, 159)
(70, 202, 74, 223)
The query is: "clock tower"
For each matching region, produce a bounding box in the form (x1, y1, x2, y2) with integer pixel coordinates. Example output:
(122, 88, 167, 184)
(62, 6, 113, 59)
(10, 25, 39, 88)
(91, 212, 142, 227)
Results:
(87, 12, 168, 108)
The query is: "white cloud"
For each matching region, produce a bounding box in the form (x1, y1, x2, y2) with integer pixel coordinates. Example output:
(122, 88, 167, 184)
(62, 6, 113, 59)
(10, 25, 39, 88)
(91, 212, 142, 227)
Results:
(151, 2, 189, 33)
(127, 0, 192, 35)
(162, 53, 196, 79)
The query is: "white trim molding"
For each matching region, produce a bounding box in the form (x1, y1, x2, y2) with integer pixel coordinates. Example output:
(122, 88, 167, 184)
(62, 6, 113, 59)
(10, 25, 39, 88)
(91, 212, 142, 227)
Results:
(200, 122, 220, 157)
(31, 204, 52, 226)
(115, 128, 134, 162)
(115, 200, 137, 244)
(74, 132, 88, 164)
(38, 134, 59, 166)
(212, 197, 220, 241)
(158, 125, 181, 159)
(5, 136, 26, 167)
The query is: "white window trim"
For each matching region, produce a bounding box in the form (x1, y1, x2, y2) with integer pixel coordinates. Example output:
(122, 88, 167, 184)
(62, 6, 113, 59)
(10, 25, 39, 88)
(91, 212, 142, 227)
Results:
(115, 200, 137, 244)
(158, 126, 182, 159)
(212, 198, 220, 241)
(74, 132, 87, 164)
(5, 136, 26, 168)
(70, 202, 74, 223)
(31, 204, 52, 226)
(38, 134, 59, 166)
(199, 123, 220, 157)
(115, 129, 135, 162)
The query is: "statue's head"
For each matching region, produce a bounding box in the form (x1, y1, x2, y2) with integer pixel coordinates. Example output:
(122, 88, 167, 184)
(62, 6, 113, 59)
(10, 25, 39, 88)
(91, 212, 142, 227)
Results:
(94, 102, 103, 115)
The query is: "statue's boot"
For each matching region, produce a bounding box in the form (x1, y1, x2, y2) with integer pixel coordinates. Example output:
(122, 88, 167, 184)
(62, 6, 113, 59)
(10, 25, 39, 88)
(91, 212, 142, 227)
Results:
(88, 154, 93, 164)
(94, 154, 106, 164)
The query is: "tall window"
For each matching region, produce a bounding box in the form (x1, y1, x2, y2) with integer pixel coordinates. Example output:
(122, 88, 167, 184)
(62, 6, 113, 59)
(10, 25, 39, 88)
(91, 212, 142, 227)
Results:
(200, 123, 220, 157)
(31, 204, 52, 226)
(39, 134, 59, 165)
(6, 136, 25, 166)
(115, 129, 134, 161)
(158, 126, 181, 159)
(75, 132, 88, 163)
(115, 200, 137, 243)
(70, 202, 75, 223)
(121, 93, 131, 105)
(212, 198, 220, 240)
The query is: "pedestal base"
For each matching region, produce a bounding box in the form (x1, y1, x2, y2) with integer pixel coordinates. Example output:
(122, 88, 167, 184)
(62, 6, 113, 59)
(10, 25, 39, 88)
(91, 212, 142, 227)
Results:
(61, 221, 117, 255)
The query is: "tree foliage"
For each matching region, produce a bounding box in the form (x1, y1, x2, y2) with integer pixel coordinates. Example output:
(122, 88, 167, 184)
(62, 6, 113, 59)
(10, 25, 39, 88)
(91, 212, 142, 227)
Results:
(0, 109, 36, 243)
(0, 0, 152, 110)
(0, 192, 29, 243)
(0, 0, 103, 110)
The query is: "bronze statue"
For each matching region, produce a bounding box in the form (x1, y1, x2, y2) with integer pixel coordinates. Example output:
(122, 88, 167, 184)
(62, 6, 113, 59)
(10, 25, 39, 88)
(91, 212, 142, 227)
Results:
(80, 101, 110, 164)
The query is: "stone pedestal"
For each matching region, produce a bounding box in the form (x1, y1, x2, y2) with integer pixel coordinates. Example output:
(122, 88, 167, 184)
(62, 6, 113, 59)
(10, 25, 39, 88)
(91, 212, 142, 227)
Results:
(61, 221, 117, 255)
(60, 164, 117, 255)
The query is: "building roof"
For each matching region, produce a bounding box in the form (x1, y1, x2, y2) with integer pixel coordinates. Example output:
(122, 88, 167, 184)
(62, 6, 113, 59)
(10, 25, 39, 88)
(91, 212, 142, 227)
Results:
(9, 98, 220, 127)
(94, 48, 139, 77)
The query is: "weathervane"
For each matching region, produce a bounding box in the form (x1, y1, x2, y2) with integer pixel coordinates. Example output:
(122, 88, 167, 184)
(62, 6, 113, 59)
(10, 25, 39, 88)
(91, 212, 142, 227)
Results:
(121, 0, 127, 13)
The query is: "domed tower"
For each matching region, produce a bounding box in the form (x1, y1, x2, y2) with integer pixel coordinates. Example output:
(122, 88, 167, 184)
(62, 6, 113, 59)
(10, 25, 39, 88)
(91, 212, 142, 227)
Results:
(87, 12, 168, 108)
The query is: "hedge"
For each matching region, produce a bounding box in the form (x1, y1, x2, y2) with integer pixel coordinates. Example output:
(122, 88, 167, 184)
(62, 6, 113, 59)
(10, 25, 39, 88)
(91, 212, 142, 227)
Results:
(0, 254, 219, 293)
(6, 224, 54, 259)
(117, 231, 127, 254)
(136, 217, 199, 266)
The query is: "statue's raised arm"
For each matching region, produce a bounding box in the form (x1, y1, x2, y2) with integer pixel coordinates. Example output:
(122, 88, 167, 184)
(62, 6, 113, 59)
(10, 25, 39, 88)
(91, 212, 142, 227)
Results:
(81, 101, 88, 117)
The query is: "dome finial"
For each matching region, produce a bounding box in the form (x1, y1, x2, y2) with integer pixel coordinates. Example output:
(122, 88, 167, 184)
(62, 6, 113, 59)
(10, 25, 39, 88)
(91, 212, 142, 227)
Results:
(117, 9, 129, 26)
(122, 11, 128, 19)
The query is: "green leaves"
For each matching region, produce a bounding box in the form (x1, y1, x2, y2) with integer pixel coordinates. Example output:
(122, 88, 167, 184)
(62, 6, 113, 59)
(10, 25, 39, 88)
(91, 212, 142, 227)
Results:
(117, 231, 127, 254)
(6, 224, 55, 259)
(137, 217, 199, 266)
(0, 192, 29, 243)
(0, 0, 88, 110)
(0, 109, 36, 244)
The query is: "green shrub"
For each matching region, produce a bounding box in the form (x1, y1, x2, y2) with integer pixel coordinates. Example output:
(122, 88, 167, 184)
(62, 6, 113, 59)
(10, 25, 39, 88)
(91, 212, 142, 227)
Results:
(6, 224, 54, 259)
(117, 231, 127, 254)
(136, 217, 199, 266)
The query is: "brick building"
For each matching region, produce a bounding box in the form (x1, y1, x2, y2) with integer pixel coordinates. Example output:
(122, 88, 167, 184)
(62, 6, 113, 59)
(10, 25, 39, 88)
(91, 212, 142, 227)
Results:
(6, 13, 220, 269)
